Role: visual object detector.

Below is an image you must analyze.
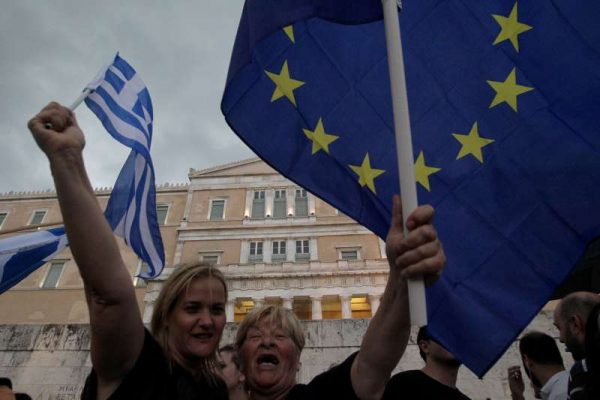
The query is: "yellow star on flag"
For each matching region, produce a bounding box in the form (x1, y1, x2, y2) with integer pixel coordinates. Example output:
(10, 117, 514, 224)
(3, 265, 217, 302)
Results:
(492, 2, 532, 52)
(452, 122, 495, 163)
(265, 60, 305, 107)
(283, 25, 295, 43)
(303, 118, 339, 155)
(415, 151, 441, 192)
(349, 153, 385, 194)
(487, 67, 533, 112)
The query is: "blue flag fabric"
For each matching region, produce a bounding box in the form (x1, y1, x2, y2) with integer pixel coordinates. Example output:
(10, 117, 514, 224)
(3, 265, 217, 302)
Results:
(0, 227, 68, 294)
(222, 0, 600, 376)
(85, 53, 164, 279)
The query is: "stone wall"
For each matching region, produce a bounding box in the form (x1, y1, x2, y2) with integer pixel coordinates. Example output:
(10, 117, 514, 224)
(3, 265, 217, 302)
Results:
(0, 311, 571, 399)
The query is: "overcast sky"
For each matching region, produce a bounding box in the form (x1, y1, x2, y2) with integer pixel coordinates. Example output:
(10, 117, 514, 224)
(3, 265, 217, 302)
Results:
(0, 0, 254, 194)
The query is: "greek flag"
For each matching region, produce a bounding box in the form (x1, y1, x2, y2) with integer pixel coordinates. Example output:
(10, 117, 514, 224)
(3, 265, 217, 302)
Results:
(0, 227, 68, 293)
(84, 53, 165, 279)
(0, 54, 164, 294)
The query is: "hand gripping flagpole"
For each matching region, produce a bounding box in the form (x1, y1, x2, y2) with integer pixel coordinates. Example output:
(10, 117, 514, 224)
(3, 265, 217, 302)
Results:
(382, 0, 427, 327)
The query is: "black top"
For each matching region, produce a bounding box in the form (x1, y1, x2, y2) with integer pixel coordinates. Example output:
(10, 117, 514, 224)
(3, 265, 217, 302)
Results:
(81, 329, 228, 400)
(285, 352, 359, 400)
(382, 370, 471, 400)
(567, 360, 588, 400)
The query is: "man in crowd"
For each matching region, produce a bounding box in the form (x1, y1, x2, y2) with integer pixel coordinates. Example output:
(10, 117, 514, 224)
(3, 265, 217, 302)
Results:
(507, 331, 568, 400)
(382, 326, 470, 399)
(553, 291, 600, 400)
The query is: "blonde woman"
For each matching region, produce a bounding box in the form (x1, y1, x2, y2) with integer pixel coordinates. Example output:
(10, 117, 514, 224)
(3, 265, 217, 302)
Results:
(28, 103, 229, 400)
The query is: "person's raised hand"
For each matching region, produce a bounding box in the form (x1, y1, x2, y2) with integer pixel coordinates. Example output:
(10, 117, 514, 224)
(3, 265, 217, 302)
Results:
(507, 365, 525, 399)
(385, 194, 445, 285)
(27, 102, 85, 160)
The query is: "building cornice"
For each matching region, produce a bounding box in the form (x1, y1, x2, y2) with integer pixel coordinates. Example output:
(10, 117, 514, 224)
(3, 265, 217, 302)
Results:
(0, 182, 189, 200)
(176, 222, 373, 240)
(188, 157, 266, 178)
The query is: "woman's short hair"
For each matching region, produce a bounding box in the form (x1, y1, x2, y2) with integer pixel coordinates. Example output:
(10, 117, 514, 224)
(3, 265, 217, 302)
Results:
(235, 305, 305, 353)
(151, 263, 228, 384)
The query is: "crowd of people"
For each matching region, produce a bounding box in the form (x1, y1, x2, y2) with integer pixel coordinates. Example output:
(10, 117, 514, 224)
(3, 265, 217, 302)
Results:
(7, 103, 595, 399)
(507, 292, 600, 400)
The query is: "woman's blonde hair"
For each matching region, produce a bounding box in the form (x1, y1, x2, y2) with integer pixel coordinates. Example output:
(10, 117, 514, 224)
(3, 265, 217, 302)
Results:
(151, 262, 228, 385)
(235, 305, 305, 353)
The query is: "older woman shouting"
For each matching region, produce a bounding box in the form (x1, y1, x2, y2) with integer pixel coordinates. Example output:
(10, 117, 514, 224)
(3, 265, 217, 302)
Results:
(236, 195, 446, 400)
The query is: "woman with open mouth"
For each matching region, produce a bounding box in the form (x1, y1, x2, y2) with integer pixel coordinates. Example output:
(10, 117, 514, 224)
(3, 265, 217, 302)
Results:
(28, 103, 229, 400)
(235, 196, 446, 400)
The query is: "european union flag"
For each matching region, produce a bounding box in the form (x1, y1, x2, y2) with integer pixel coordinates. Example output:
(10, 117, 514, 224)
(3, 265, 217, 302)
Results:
(222, 0, 600, 376)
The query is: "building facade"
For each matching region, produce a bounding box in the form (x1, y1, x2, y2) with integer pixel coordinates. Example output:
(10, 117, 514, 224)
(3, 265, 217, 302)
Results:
(143, 158, 387, 325)
(0, 158, 386, 325)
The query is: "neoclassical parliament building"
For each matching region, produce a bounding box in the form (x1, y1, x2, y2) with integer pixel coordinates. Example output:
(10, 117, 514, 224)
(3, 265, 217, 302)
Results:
(0, 158, 386, 325)
(0, 158, 585, 399)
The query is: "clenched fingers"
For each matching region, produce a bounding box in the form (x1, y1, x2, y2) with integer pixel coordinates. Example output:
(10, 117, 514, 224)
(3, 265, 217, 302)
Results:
(400, 248, 446, 283)
(405, 204, 435, 231)
(28, 102, 74, 134)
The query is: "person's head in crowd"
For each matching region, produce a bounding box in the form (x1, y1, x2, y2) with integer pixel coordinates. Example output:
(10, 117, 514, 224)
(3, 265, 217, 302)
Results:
(0, 379, 11, 390)
(518, 331, 565, 393)
(151, 263, 228, 384)
(0, 378, 13, 400)
(219, 344, 248, 400)
(553, 291, 600, 361)
(14, 394, 31, 400)
(236, 305, 304, 399)
(417, 326, 461, 368)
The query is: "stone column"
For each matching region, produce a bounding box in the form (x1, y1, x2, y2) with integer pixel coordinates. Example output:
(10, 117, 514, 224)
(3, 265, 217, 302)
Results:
(369, 294, 382, 315)
(282, 297, 293, 310)
(254, 297, 265, 309)
(173, 241, 184, 266)
(244, 190, 253, 218)
(265, 189, 274, 218)
(378, 238, 387, 259)
(308, 192, 316, 215)
(286, 239, 295, 262)
(311, 296, 323, 320)
(309, 238, 318, 261)
(264, 239, 272, 263)
(286, 189, 295, 217)
(226, 299, 235, 323)
(340, 295, 352, 319)
(240, 241, 249, 264)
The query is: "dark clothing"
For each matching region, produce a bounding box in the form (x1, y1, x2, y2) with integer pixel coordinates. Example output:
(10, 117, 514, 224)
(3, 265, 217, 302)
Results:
(382, 370, 471, 400)
(585, 303, 600, 399)
(285, 352, 359, 400)
(81, 329, 228, 400)
(567, 360, 588, 400)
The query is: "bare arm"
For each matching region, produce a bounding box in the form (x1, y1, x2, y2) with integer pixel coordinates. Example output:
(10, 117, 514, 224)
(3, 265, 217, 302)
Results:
(350, 195, 445, 400)
(28, 103, 144, 396)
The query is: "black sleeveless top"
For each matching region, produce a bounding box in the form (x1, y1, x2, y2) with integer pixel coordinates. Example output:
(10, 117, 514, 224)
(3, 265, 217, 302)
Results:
(81, 329, 228, 400)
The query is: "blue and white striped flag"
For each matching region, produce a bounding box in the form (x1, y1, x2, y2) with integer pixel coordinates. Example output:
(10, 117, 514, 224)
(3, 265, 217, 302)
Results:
(84, 53, 164, 279)
(0, 54, 164, 294)
(0, 227, 67, 293)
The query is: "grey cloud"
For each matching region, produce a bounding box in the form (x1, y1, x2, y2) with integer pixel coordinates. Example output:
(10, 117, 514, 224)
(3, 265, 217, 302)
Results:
(0, 0, 250, 193)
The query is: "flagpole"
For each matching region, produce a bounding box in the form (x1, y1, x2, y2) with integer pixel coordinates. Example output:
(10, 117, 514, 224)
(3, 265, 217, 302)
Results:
(382, 0, 427, 327)
(43, 88, 92, 129)
(69, 88, 93, 110)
